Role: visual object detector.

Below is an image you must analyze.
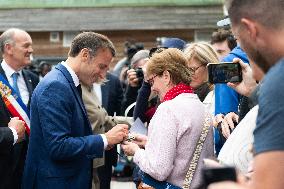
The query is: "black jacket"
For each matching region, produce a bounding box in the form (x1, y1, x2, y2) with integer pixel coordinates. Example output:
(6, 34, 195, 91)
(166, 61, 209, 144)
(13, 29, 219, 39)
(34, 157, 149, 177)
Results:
(0, 65, 39, 189)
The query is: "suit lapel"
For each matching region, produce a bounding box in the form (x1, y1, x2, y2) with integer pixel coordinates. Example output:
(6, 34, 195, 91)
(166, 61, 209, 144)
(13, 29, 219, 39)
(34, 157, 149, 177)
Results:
(55, 64, 92, 131)
(0, 65, 8, 80)
(22, 70, 33, 100)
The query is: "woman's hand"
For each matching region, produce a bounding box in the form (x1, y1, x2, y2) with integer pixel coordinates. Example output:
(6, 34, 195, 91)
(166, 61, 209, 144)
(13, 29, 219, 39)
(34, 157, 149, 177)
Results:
(132, 133, 148, 148)
(213, 114, 224, 128)
(121, 141, 140, 156)
(221, 112, 239, 139)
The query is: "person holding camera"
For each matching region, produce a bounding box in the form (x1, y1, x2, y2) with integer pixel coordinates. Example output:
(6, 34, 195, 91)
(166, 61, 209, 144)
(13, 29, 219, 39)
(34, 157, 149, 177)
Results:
(121, 50, 150, 117)
(184, 42, 219, 114)
(209, 0, 284, 189)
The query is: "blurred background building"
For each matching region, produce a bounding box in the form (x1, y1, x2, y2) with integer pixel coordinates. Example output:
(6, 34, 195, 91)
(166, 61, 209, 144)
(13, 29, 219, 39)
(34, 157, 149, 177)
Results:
(0, 0, 223, 69)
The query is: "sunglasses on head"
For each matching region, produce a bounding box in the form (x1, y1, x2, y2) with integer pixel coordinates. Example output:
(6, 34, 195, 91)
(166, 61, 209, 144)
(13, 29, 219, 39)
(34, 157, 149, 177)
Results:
(149, 47, 168, 57)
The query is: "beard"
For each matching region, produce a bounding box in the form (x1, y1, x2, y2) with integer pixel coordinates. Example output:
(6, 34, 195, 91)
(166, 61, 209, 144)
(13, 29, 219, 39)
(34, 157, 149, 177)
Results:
(240, 39, 271, 73)
(249, 48, 271, 73)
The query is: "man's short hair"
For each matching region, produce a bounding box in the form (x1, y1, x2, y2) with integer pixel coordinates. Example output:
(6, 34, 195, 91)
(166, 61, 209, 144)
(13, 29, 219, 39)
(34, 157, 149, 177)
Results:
(210, 29, 237, 50)
(0, 28, 23, 54)
(68, 32, 116, 58)
(226, 0, 284, 29)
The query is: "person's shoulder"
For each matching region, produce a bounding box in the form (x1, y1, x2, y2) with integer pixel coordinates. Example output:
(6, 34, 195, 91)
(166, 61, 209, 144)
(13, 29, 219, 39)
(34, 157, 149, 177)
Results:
(23, 69, 38, 77)
(107, 72, 118, 79)
(261, 60, 284, 94)
(222, 46, 248, 63)
(266, 59, 284, 78)
(166, 93, 201, 108)
(37, 72, 69, 93)
(107, 72, 120, 82)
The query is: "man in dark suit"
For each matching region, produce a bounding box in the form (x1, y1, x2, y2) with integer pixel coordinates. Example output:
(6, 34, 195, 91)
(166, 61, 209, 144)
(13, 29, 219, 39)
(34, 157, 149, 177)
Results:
(0, 28, 39, 189)
(0, 119, 25, 151)
(22, 32, 128, 189)
(0, 118, 26, 189)
(98, 72, 123, 189)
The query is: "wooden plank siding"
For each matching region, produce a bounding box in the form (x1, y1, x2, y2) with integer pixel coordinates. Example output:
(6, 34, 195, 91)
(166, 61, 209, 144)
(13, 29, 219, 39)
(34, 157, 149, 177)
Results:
(0, 5, 223, 69)
(30, 29, 196, 69)
(0, 6, 223, 31)
(0, 0, 223, 9)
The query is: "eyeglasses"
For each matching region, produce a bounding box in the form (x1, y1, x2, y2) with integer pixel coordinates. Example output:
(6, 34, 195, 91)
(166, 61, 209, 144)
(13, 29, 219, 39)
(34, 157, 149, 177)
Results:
(149, 47, 168, 57)
(147, 75, 158, 86)
(188, 65, 204, 73)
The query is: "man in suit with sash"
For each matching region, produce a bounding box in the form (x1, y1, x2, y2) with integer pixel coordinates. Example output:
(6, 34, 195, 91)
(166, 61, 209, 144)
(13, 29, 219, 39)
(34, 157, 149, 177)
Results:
(22, 32, 128, 189)
(0, 28, 39, 189)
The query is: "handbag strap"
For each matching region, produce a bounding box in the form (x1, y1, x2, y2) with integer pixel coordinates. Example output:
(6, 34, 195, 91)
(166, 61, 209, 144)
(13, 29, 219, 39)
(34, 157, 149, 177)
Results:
(182, 114, 211, 189)
(125, 102, 136, 117)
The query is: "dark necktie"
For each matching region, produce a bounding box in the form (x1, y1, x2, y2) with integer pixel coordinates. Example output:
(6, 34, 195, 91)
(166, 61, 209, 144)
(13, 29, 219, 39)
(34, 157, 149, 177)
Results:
(76, 84, 82, 99)
(12, 72, 22, 99)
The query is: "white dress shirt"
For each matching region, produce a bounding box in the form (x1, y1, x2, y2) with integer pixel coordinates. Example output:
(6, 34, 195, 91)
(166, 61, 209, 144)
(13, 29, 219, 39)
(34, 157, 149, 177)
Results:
(1, 60, 29, 105)
(61, 62, 108, 149)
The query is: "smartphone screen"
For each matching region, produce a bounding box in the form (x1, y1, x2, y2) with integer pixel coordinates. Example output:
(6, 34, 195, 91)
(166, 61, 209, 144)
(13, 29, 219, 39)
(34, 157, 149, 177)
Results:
(207, 62, 242, 84)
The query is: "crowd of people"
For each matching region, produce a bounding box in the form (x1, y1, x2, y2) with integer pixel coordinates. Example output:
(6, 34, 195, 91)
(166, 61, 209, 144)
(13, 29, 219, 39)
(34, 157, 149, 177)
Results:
(1, 0, 284, 189)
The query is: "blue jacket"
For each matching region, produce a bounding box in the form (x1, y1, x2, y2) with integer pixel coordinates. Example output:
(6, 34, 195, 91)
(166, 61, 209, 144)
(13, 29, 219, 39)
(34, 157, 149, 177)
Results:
(22, 64, 104, 189)
(214, 46, 249, 115)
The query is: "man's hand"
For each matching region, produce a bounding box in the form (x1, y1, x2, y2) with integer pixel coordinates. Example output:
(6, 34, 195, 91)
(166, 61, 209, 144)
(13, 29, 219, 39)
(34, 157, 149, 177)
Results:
(105, 124, 128, 146)
(121, 141, 140, 156)
(227, 58, 257, 97)
(131, 133, 148, 148)
(8, 117, 25, 143)
(221, 112, 239, 139)
(127, 69, 139, 87)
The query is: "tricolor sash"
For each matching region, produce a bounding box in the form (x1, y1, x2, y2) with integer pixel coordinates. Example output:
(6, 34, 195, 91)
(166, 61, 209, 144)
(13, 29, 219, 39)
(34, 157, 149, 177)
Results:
(0, 74, 30, 135)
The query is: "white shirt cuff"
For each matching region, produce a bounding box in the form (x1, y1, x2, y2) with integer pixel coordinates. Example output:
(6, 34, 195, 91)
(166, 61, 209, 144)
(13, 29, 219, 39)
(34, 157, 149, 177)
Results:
(100, 134, 108, 149)
(9, 127, 18, 145)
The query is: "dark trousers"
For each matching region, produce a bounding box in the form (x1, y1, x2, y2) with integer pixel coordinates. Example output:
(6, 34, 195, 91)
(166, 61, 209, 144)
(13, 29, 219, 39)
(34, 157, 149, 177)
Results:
(97, 147, 117, 189)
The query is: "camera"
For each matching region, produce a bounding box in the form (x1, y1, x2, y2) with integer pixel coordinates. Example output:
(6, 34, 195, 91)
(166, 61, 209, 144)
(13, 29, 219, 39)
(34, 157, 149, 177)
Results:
(207, 62, 242, 84)
(135, 67, 144, 82)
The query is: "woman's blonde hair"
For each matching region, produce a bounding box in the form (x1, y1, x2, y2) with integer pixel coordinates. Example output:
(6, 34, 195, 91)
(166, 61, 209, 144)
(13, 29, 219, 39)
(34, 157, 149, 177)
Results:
(146, 48, 192, 85)
(184, 42, 219, 66)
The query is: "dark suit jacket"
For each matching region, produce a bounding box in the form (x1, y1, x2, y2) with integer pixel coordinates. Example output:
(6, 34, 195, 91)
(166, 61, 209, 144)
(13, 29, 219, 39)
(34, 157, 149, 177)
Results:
(101, 73, 123, 117)
(101, 73, 123, 166)
(0, 128, 14, 152)
(22, 64, 104, 189)
(0, 64, 39, 189)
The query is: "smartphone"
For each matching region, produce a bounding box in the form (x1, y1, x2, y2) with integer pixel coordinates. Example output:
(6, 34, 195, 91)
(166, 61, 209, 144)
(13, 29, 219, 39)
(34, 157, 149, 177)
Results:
(207, 62, 242, 84)
(203, 167, 237, 187)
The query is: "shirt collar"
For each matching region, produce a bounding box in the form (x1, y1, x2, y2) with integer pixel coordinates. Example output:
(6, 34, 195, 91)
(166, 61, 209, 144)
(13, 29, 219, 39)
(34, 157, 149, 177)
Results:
(1, 60, 23, 78)
(61, 61, 80, 87)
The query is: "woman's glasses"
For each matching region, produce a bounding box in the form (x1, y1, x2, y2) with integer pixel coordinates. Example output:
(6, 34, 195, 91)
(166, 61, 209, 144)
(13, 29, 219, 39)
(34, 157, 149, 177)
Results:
(147, 75, 158, 86)
(149, 47, 168, 57)
(188, 65, 205, 73)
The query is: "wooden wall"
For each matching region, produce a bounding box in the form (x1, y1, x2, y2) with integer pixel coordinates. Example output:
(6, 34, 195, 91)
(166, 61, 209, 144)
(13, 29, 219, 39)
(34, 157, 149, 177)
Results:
(0, 6, 223, 31)
(30, 29, 198, 69)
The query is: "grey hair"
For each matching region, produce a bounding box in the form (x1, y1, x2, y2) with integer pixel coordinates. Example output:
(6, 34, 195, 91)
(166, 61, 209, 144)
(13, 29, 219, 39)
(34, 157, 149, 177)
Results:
(0, 28, 22, 54)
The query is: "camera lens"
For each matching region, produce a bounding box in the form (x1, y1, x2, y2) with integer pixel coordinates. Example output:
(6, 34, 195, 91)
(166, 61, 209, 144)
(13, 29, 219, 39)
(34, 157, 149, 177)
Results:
(135, 68, 144, 81)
